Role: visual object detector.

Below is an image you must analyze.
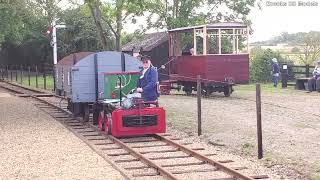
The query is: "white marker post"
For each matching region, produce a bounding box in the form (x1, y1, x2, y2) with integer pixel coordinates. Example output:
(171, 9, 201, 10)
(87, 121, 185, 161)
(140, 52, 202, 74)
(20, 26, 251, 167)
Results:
(51, 19, 66, 65)
(50, 19, 66, 92)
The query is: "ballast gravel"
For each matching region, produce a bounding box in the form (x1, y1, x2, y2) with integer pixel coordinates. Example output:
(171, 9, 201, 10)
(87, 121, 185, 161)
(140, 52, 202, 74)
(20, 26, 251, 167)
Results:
(0, 89, 124, 180)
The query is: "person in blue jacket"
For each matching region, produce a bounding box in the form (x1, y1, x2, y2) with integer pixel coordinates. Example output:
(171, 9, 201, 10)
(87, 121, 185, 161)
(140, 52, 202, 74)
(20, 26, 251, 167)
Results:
(136, 55, 160, 101)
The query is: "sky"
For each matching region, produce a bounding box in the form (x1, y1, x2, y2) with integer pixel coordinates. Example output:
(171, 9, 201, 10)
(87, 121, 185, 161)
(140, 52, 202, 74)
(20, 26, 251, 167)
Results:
(248, 0, 320, 42)
(59, 0, 320, 43)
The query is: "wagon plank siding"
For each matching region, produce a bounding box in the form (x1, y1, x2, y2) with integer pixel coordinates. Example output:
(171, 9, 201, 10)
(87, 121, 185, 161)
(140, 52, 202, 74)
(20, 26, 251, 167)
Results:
(205, 54, 249, 84)
(172, 54, 249, 84)
(69, 52, 141, 103)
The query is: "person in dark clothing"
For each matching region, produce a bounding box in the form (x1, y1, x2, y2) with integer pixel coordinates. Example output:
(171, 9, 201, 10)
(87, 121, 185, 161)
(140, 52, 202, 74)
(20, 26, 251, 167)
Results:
(307, 60, 320, 92)
(136, 55, 160, 101)
(182, 43, 194, 55)
(272, 58, 280, 87)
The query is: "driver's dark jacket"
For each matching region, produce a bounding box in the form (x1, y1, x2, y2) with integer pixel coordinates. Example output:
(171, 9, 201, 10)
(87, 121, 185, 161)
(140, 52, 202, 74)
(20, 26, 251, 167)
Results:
(136, 67, 159, 101)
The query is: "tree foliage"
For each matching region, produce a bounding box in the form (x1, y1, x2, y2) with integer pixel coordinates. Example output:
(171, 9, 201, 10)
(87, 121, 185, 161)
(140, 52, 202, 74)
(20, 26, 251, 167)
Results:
(0, 0, 52, 65)
(58, 6, 106, 56)
(147, 0, 256, 30)
(295, 32, 320, 65)
(250, 47, 291, 82)
(0, 0, 259, 65)
(85, 0, 151, 51)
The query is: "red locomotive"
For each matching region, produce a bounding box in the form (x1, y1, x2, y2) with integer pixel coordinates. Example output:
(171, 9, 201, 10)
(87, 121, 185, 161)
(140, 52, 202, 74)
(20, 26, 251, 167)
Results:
(94, 72, 166, 137)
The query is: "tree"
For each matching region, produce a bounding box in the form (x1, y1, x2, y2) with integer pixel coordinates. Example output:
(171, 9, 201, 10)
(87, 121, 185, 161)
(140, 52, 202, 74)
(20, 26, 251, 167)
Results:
(147, 0, 257, 30)
(85, 0, 110, 50)
(84, 0, 150, 51)
(0, 0, 32, 46)
(0, 0, 53, 65)
(58, 6, 108, 56)
(250, 47, 290, 82)
(296, 32, 320, 65)
(0, 0, 80, 65)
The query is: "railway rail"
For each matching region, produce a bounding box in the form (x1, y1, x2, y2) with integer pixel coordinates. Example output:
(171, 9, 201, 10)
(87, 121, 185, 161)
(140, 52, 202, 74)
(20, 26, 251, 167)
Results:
(0, 80, 269, 180)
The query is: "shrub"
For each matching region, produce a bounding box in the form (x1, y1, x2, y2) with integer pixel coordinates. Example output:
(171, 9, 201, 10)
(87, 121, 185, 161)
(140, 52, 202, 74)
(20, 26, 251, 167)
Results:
(249, 47, 292, 82)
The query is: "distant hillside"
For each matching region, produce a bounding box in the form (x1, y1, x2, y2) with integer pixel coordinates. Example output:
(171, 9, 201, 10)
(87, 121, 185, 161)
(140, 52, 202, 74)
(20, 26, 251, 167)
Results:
(251, 31, 320, 46)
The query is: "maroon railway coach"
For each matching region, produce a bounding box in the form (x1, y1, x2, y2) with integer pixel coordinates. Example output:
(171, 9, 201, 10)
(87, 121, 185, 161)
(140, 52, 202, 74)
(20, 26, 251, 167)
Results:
(161, 22, 250, 96)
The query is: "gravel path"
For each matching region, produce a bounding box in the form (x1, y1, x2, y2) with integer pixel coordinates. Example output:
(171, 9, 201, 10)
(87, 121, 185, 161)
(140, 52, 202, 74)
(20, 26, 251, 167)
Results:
(0, 89, 124, 180)
(159, 90, 320, 179)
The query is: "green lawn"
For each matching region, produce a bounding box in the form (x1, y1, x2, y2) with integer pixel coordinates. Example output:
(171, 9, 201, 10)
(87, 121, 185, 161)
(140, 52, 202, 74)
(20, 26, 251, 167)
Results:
(234, 82, 296, 94)
(9, 75, 54, 90)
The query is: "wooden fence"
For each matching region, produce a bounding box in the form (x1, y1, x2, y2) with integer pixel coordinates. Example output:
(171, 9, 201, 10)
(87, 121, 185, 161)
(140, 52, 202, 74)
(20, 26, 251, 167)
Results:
(290, 65, 315, 78)
(0, 64, 54, 90)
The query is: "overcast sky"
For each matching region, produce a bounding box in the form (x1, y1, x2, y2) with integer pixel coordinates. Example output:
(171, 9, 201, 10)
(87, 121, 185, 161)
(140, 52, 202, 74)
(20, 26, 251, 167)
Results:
(60, 0, 320, 43)
(249, 0, 320, 42)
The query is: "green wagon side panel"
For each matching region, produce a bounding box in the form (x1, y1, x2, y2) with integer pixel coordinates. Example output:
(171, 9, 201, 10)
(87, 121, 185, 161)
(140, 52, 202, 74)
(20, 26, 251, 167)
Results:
(104, 72, 140, 99)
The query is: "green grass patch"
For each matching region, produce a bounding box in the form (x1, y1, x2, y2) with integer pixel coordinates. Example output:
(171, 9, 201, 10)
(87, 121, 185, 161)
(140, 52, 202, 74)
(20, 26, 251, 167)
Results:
(313, 175, 320, 180)
(10, 75, 54, 90)
(234, 83, 295, 94)
(241, 142, 254, 155)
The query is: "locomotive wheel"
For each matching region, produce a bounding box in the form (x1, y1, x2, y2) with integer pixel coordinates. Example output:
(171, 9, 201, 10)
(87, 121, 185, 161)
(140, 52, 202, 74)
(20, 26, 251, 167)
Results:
(223, 86, 232, 97)
(82, 104, 89, 122)
(104, 113, 112, 135)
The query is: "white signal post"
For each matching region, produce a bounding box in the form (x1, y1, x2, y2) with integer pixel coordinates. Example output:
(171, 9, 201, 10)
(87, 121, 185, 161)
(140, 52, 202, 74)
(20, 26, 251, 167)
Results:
(51, 19, 66, 65)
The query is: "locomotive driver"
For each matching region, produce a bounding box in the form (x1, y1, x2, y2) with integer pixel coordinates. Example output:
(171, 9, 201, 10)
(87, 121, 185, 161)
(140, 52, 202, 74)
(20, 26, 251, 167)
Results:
(136, 55, 160, 101)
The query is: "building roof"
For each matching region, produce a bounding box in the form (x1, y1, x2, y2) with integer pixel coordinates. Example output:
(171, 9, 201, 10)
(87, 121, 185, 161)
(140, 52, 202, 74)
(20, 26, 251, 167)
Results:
(58, 52, 94, 65)
(122, 32, 168, 52)
(168, 22, 247, 32)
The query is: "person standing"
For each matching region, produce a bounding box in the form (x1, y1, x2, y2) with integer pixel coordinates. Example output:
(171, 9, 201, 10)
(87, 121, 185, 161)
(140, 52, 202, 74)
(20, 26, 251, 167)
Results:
(307, 60, 320, 92)
(272, 58, 280, 87)
(136, 55, 160, 101)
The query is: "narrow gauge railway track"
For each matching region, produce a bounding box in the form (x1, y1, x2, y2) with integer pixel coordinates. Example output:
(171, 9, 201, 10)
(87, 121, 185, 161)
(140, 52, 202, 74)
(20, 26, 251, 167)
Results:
(0, 81, 269, 180)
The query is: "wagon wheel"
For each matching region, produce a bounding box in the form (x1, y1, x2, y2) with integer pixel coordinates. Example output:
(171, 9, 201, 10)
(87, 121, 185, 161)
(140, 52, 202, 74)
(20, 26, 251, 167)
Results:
(92, 106, 100, 125)
(104, 113, 112, 135)
(82, 104, 90, 122)
(98, 111, 104, 130)
(183, 86, 192, 96)
(185, 89, 192, 96)
(223, 85, 233, 97)
(201, 87, 211, 96)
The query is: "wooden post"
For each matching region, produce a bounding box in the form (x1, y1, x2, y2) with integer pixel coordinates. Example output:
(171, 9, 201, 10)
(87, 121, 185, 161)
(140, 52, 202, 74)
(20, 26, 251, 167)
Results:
(28, 66, 31, 86)
(6, 65, 9, 79)
(10, 66, 13, 81)
(193, 28, 197, 55)
(1, 66, 3, 79)
(236, 29, 239, 54)
(15, 65, 18, 81)
(53, 65, 56, 92)
(218, 29, 221, 54)
(306, 65, 310, 78)
(1, 65, 3, 79)
(203, 26, 207, 55)
(232, 28, 236, 53)
(43, 68, 46, 89)
(197, 75, 202, 136)
(256, 84, 263, 159)
(35, 66, 38, 88)
(20, 65, 23, 84)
